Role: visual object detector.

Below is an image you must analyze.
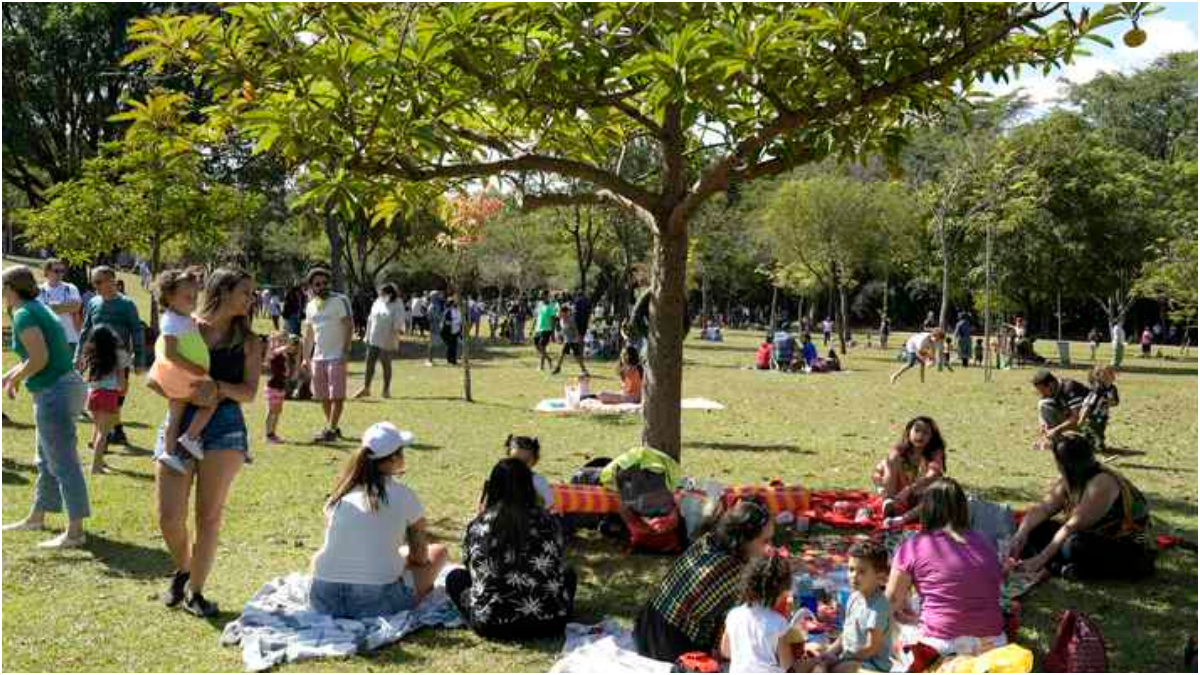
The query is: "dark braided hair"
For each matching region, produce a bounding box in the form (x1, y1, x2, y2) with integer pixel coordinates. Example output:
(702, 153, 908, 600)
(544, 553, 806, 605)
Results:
(738, 553, 791, 606)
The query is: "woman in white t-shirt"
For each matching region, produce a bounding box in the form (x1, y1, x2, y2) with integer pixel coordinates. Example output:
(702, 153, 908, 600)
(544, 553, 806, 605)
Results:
(309, 422, 447, 618)
(890, 328, 944, 384)
(353, 284, 406, 399)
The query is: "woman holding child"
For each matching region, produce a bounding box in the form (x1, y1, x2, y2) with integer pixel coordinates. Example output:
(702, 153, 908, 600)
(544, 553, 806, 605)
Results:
(634, 499, 774, 662)
(885, 478, 1005, 659)
(447, 458, 576, 640)
(309, 422, 448, 618)
(153, 268, 263, 618)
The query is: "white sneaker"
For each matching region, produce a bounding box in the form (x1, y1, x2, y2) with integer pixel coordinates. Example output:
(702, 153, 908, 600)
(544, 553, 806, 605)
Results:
(37, 532, 86, 549)
(178, 435, 205, 460)
(158, 453, 188, 474)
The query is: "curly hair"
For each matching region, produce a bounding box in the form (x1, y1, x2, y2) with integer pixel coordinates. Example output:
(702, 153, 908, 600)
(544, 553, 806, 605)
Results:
(738, 553, 791, 606)
(153, 269, 198, 307)
(848, 540, 889, 574)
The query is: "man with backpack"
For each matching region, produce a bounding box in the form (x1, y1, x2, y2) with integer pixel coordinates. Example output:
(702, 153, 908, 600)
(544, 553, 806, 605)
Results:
(302, 267, 353, 443)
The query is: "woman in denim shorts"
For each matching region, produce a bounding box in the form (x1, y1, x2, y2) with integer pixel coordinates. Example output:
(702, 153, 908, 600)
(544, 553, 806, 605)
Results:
(152, 268, 263, 619)
(309, 422, 447, 618)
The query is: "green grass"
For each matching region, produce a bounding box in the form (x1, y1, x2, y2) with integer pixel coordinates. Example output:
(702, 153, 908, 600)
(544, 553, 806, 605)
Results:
(2, 261, 1196, 672)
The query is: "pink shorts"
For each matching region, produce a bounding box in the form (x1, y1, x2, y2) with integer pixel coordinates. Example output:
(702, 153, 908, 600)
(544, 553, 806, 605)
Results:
(311, 359, 347, 401)
(148, 359, 209, 400)
(265, 386, 286, 409)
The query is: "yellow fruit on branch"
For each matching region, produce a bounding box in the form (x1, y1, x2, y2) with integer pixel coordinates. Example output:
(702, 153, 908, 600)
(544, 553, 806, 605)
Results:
(1124, 28, 1147, 48)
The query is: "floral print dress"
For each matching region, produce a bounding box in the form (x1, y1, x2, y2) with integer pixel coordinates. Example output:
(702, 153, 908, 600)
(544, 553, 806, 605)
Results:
(460, 508, 572, 628)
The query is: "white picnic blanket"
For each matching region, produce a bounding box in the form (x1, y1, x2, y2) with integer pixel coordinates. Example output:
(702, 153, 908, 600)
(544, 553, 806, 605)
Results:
(220, 569, 464, 672)
(534, 397, 725, 415)
(549, 620, 673, 673)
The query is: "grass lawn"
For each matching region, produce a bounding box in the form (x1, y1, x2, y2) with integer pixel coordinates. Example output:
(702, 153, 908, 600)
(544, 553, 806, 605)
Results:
(2, 261, 1196, 672)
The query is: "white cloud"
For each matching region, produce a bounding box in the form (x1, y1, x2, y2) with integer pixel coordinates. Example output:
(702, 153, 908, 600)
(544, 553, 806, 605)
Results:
(980, 17, 1198, 111)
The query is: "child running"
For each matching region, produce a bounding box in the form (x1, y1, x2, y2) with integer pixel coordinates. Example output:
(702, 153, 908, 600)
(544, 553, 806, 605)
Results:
(721, 554, 805, 673)
(146, 270, 212, 473)
(872, 416, 947, 528)
(80, 326, 125, 475)
(596, 345, 644, 404)
(889, 328, 943, 384)
(264, 330, 292, 444)
(798, 541, 893, 672)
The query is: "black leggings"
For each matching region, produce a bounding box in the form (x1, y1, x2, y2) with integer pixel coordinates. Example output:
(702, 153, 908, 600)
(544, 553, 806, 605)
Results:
(1023, 519, 1156, 580)
(446, 567, 576, 640)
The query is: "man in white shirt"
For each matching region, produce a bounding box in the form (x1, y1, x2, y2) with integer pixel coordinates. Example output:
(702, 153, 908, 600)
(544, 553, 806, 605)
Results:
(1110, 321, 1126, 368)
(890, 328, 944, 384)
(38, 259, 82, 352)
(302, 268, 354, 443)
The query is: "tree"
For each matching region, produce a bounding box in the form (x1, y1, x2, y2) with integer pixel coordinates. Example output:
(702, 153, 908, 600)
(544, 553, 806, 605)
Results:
(128, 2, 1149, 458)
(21, 91, 255, 328)
(1, 3, 217, 205)
(760, 174, 913, 353)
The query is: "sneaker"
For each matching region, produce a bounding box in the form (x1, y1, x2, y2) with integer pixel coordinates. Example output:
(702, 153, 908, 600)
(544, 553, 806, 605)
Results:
(551, 367, 561, 375)
(161, 570, 190, 607)
(177, 435, 205, 461)
(352, 387, 369, 399)
(313, 428, 338, 443)
(265, 433, 284, 445)
(2, 519, 45, 532)
(158, 453, 188, 474)
(184, 590, 219, 618)
(107, 427, 128, 446)
(37, 532, 86, 549)
(331, 427, 344, 440)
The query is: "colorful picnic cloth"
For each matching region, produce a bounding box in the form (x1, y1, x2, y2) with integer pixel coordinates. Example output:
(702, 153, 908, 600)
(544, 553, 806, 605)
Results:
(552, 484, 622, 515)
(219, 569, 463, 672)
(724, 483, 811, 514)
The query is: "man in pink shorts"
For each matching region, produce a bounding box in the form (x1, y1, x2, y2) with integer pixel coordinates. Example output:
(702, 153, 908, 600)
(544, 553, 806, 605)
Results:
(302, 268, 354, 443)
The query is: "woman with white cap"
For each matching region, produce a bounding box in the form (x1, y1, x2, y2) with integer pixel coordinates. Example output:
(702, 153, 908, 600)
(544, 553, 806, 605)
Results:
(308, 422, 447, 618)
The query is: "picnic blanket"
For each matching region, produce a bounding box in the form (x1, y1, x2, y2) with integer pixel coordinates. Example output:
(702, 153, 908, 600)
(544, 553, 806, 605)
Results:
(220, 569, 463, 672)
(534, 397, 725, 415)
(552, 483, 809, 517)
(549, 620, 673, 673)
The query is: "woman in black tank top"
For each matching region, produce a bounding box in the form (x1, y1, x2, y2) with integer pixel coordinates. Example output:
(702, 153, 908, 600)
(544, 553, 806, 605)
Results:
(155, 268, 263, 618)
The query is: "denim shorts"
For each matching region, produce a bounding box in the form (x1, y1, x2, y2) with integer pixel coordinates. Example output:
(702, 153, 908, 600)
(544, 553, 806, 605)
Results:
(154, 400, 251, 462)
(309, 578, 417, 619)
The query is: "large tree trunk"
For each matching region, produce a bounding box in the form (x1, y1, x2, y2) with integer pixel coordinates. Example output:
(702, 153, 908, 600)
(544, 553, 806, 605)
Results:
(642, 217, 688, 460)
(836, 269, 849, 354)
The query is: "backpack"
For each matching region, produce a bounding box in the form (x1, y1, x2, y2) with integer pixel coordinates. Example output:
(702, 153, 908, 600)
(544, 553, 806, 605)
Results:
(615, 466, 682, 553)
(1044, 610, 1108, 672)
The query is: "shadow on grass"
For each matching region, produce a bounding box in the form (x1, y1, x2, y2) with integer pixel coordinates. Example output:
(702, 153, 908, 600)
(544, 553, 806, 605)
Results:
(74, 532, 176, 580)
(107, 466, 154, 482)
(1052, 361, 1199, 377)
(685, 441, 814, 455)
(1102, 446, 1148, 458)
(3, 470, 29, 485)
(2, 416, 34, 430)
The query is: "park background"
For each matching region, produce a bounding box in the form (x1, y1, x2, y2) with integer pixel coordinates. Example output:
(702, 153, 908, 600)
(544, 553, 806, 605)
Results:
(3, 2, 1198, 673)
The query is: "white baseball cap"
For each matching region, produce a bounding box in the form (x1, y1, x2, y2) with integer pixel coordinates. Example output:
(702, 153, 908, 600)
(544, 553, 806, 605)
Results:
(362, 422, 414, 459)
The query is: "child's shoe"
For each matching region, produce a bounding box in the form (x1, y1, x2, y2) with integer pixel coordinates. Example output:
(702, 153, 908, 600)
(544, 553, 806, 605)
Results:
(178, 434, 205, 461)
(158, 453, 188, 474)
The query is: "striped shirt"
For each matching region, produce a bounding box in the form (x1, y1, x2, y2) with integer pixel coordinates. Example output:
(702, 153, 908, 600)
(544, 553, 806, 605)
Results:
(650, 533, 745, 647)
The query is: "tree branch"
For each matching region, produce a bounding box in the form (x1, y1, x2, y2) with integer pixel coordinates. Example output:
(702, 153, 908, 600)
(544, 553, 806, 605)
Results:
(522, 189, 655, 229)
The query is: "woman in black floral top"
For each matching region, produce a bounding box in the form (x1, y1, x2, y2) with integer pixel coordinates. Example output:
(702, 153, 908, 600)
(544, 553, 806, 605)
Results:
(447, 458, 576, 640)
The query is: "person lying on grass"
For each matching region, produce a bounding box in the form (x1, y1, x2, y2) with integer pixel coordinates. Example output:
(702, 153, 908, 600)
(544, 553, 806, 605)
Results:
(872, 416, 947, 529)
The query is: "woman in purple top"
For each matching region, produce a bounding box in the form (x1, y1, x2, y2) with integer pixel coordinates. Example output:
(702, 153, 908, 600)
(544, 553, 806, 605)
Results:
(886, 478, 1005, 658)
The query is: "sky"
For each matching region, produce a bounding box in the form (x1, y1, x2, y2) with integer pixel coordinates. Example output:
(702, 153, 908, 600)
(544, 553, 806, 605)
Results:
(979, 2, 1199, 111)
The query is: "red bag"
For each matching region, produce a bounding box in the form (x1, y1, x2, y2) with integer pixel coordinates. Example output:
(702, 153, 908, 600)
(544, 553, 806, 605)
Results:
(1044, 610, 1108, 672)
(619, 506, 683, 554)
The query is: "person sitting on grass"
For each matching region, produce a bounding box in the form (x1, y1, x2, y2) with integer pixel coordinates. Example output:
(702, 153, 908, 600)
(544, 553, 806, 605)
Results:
(309, 422, 447, 618)
(634, 499, 774, 662)
(721, 554, 805, 673)
(596, 345, 644, 404)
(1032, 368, 1089, 448)
(872, 416, 947, 528)
(885, 478, 1005, 660)
(799, 541, 893, 673)
(1011, 432, 1154, 581)
(478, 435, 556, 511)
(755, 335, 773, 370)
(889, 329, 943, 384)
(799, 333, 819, 370)
(448, 458, 576, 641)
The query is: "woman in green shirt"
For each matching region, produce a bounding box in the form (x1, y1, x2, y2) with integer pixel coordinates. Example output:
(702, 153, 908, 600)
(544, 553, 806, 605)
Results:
(2, 265, 90, 548)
